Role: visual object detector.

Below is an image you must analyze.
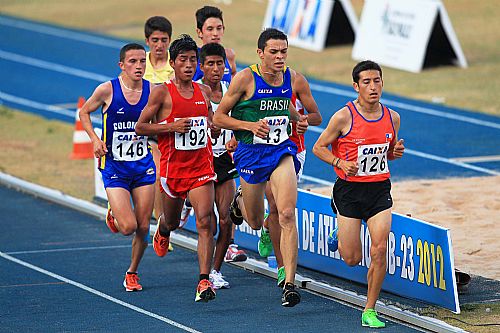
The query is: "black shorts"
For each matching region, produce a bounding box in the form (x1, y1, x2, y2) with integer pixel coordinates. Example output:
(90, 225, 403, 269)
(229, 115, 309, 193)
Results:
(214, 151, 238, 185)
(331, 178, 392, 221)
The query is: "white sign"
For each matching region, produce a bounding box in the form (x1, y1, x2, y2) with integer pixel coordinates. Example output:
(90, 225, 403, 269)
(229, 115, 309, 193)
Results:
(263, 0, 358, 52)
(352, 0, 467, 72)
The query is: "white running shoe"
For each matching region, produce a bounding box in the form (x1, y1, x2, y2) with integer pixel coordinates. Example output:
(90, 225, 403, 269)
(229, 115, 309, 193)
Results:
(209, 269, 230, 289)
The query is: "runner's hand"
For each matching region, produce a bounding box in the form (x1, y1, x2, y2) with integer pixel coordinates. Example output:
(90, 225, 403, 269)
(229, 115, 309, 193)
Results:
(296, 115, 308, 135)
(339, 160, 359, 177)
(226, 137, 238, 152)
(250, 119, 270, 139)
(170, 118, 191, 133)
(210, 123, 221, 139)
(392, 139, 405, 159)
(92, 138, 107, 158)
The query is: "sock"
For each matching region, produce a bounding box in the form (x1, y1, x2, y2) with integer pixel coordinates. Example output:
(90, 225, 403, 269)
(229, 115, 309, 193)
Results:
(126, 271, 137, 275)
(229, 238, 234, 245)
(200, 274, 209, 281)
(262, 226, 269, 233)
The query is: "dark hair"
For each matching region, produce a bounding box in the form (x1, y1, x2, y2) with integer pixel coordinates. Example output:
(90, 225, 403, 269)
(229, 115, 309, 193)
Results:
(352, 60, 383, 83)
(258, 28, 288, 51)
(144, 16, 172, 39)
(196, 6, 223, 30)
(169, 34, 198, 61)
(200, 43, 226, 65)
(119, 43, 145, 62)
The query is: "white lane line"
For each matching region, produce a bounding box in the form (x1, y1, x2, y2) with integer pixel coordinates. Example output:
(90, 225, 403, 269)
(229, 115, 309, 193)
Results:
(310, 84, 500, 130)
(405, 148, 500, 176)
(0, 251, 202, 333)
(0, 16, 123, 49)
(5, 244, 133, 255)
(0, 49, 111, 82)
(0, 91, 102, 125)
(450, 155, 500, 163)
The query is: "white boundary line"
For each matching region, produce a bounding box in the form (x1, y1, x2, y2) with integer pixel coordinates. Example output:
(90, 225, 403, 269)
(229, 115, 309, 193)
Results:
(0, 251, 201, 333)
(451, 155, 500, 163)
(0, 16, 123, 49)
(5, 244, 133, 255)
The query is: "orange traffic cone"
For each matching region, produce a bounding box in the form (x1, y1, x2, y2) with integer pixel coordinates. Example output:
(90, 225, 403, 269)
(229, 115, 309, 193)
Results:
(70, 97, 94, 159)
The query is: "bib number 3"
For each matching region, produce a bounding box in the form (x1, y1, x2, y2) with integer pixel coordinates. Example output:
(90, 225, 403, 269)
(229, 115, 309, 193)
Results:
(253, 116, 289, 145)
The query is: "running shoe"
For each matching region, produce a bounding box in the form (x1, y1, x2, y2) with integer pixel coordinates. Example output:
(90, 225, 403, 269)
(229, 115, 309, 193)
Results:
(281, 282, 301, 307)
(327, 226, 339, 252)
(209, 269, 230, 289)
(361, 309, 386, 328)
(105, 204, 118, 233)
(258, 227, 273, 257)
(229, 186, 244, 225)
(277, 266, 286, 288)
(123, 272, 142, 292)
(224, 244, 248, 263)
(153, 219, 170, 257)
(195, 279, 216, 302)
(168, 243, 174, 252)
(179, 200, 193, 228)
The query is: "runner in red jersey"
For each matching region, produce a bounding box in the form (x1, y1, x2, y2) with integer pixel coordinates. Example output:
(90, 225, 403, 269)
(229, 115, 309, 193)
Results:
(136, 34, 219, 303)
(313, 61, 405, 328)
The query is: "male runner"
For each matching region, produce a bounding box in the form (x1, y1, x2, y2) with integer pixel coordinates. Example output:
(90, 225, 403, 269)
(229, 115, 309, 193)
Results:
(79, 43, 154, 292)
(313, 60, 405, 328)
(135, 35, 219, 302)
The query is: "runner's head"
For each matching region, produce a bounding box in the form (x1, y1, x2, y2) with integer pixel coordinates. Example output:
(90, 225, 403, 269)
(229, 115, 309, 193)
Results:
(144, 16, 172, 59)
(199, 43, 226, 84)
(352, 60, 383, 103)
(196, 6, 225, 45)
(257, 28, 288, 72)
(169, 34, 198, 81)
(119, 43, 146, 81)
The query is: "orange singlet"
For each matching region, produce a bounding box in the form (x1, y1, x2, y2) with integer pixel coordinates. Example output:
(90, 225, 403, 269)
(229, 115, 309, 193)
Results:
(158, 81, 214, 180)
(332, 101, 395, 182)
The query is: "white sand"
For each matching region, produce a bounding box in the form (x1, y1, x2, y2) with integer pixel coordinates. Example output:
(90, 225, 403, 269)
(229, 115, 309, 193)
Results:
(312, 176, 500, 280)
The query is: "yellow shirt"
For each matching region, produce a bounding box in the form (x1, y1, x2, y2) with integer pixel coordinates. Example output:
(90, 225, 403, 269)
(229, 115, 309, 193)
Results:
(144, 51, 174, 84)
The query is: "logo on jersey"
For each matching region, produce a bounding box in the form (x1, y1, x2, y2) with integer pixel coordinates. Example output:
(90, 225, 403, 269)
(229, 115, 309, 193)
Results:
(146, 168, 155, 175)
(281, 89, 289, 94)
(385, 133, 393, 142)
(195, 101, 205, 105)
(117, 107, 124, 114)
(259, 99, 289, 111)
(258, 89, 273, 94)
(362, 146, 388, 155)
(352, 138, 366, 145)
(190, 118, 206, 126)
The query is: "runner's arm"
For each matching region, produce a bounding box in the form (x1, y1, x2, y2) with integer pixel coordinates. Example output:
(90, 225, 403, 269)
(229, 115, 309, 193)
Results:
(79, 82, 111, 157)
(294, 72, 322, 126)
(388, 110, 404, 160)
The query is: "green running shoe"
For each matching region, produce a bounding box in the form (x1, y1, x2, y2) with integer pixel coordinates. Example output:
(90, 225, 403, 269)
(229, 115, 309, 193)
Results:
(277, 266, 286, 288)
(361, 309, 386, 328)
(258, 227, 273, 257)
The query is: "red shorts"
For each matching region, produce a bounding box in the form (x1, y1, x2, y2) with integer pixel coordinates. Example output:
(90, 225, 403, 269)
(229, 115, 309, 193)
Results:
(160, 174, 216, 199)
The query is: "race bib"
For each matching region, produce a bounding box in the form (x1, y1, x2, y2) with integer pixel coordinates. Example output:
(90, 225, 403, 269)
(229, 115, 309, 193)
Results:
(112, 131, 148, 161)
(253, 116, 289, 145)
(357, 143, 390, 176)
(174, 116, 208, 150)
(210, 128, 233, 157)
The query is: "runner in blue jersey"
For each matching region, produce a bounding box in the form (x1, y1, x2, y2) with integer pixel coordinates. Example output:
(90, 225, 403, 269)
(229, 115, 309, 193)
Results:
(213, 28, 308, 307)
(192, 5, 236, 82)
(79, 43, 155, 292)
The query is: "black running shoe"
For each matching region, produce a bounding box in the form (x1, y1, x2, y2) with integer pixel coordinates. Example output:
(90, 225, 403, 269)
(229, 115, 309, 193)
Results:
(281, 282, 301, 307)
(229, 186, 244, 225)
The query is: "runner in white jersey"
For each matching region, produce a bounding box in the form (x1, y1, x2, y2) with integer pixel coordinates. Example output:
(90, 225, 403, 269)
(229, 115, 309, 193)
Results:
(197, 43, 245, 289)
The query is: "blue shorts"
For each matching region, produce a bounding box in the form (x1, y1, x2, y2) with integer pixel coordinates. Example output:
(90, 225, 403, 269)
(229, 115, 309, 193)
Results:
(100, 165, 156, 191)
(233, 139, 300, 184)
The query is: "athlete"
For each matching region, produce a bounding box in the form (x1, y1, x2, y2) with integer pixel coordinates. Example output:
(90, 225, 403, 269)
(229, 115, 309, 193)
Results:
(79, 43, 154, 292)
(258, 80, 322, 288)
(193, 5, 237, 82)
(143, 16, 175, 252)
(213, 28, 308, 307)
(135, 35, 219, 303)
(197, 43, 242, 289)
(188, 5, 248, 262)
(312, 60, 405, 328)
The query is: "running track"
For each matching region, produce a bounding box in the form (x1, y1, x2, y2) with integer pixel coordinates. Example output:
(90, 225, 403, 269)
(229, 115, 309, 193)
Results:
(1, 14, 500, 186)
